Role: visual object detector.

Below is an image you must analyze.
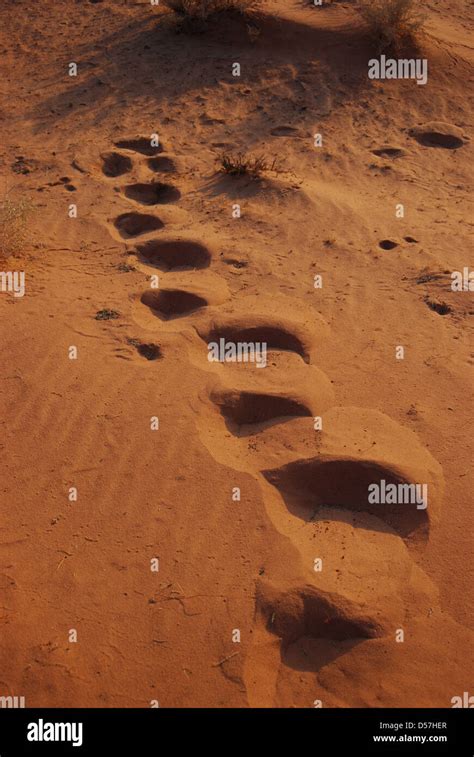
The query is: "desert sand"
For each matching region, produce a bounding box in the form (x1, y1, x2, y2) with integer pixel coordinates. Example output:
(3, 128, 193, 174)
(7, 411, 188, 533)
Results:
(0, 0, 472, 708)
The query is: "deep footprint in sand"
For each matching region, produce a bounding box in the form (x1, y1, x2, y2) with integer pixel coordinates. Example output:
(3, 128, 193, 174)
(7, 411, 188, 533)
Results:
(249, 574, 430, 682)
(114, 212, 164, 239)
(245, 582, 387, 691)
(210, 389, 312, 436)
(201, 321, 311, 363)
(261, 584, 382, 648)
(263, 457, 430, 540)
(141, 288, 208, 320)
(123, 182, 180, 206)
(135, 239, 211, 270)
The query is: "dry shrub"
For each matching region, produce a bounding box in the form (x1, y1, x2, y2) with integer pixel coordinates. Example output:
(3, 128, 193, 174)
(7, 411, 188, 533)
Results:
(220, 153, 279, 178)
(359, 0, 425, 51)
(163, 0, 258, 21)
(0, 196, 32, 262)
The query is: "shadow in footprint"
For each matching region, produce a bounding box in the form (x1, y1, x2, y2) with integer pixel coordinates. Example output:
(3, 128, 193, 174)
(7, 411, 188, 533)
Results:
(410, 124, 466, 150)
(114, 137, 163, 156)
(379, 239, 398, 250)
(205, 323, 310, 363)
(148, 156, 176, 173)
(260, 584, 379, 674)
(124, 182, 180, 205)
(282, 636, 363, 674)
(136, 239, 211, 271)
(101, 151, 132, 177)
(212, 390, 312, 436)
(263, 458, 429, 540)
(270, 125, 300, 137)
(114, 212, 164, 238)
(141, 289, 207, 320)
(372, 146, 406, 159)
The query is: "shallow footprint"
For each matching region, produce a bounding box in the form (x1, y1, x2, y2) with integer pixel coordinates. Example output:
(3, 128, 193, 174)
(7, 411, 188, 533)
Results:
(372, 146, 406, 158)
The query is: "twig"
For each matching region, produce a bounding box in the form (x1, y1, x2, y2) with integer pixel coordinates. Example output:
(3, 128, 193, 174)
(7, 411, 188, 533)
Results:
(213, 651, 240, 668)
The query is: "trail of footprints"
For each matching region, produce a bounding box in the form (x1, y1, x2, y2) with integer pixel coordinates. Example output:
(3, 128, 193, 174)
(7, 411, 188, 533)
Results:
(101, 137, 444, 694)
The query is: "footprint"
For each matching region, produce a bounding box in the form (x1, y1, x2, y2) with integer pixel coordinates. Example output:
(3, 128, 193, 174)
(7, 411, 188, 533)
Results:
(246, 534, 439, 699)
(141, 289, 208, 320)
(260, 584, 382, 647)
(201, 319, 312, 363)
(123, 182, 180, 206)
(148, 156, 176, 173)
(372, 146, 406, 159)
(114, 212, 164, 238)
(248, 582, 376, 686)
(379, 239, 398, 250)
(101, 151, 132, 177)
(114, 137, 163, 156)
(210, 389, 312, 436)
(262, 457, 429, 540)
(135, 239, 211, 271)
(409, 122, 467, 149)
(250, 570, 435, 685)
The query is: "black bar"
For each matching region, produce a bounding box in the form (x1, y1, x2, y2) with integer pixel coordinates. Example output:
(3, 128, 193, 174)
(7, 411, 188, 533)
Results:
(0, 708, 472, 755)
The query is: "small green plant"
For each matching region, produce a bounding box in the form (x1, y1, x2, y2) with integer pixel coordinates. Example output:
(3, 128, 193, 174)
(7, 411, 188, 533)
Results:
(95, 309, 120, 320)
(117, 262, 136, 273)
(359, 0, 425, 51)
(425, 298, 452, 316)
(127, 338, 162, 361)
(415, 271, 444, 285)
(0, 196, 32, 261)
(220, 153, 279, 178)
